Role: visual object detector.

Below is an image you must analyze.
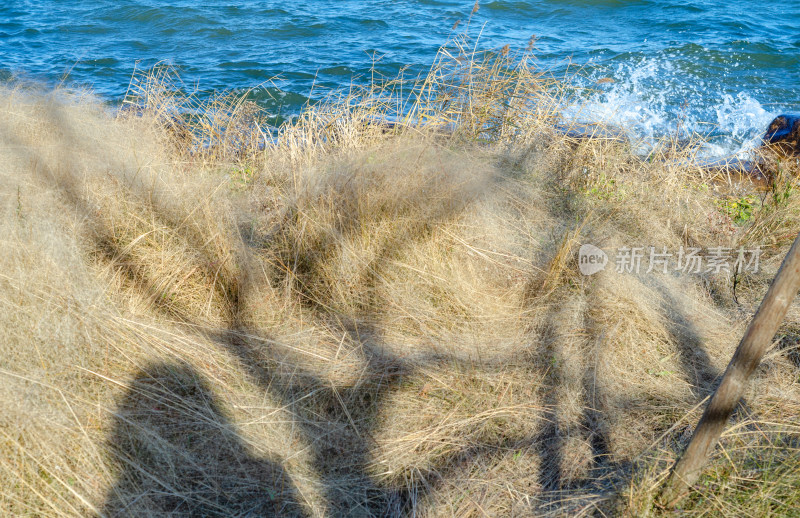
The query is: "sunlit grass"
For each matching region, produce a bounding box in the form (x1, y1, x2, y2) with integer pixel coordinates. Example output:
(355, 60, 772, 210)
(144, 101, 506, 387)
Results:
(1, 31, 799, 517)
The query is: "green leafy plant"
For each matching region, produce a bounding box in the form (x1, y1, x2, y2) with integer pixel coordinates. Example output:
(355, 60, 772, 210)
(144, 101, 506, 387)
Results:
(717, 195, 756, 225)
(584, 173, 623, 200)
(771, 179, 794, 208)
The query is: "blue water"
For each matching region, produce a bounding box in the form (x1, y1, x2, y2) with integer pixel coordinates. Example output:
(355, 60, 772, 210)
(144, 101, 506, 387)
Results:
(2, 0, 799, 154)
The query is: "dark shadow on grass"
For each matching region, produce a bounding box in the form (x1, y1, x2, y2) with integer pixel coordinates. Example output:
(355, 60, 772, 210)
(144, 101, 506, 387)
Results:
(524, 268, 725, 513)
(215, 322, 416, 516)
(530, 303, 632, 515)
(5, 106, 433, 515)
(103, 362, 303, 517)
(6, 102, 607, 516)
(655, 280, 720, 394)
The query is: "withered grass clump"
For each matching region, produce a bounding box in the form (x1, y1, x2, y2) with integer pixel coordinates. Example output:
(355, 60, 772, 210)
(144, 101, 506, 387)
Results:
(1, 36, 800, 517)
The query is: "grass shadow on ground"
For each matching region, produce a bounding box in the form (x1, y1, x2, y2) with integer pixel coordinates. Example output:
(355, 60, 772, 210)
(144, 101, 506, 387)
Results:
(103, 362, 303, 517)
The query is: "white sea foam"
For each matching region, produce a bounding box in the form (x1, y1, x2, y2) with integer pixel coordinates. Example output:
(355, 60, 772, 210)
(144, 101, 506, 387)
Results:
(562, 56, 778, 158)
(714, 93, 773, 157)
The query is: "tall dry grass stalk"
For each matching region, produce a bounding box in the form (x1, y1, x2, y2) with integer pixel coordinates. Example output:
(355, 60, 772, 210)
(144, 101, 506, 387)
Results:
(1, 35, 799, 517)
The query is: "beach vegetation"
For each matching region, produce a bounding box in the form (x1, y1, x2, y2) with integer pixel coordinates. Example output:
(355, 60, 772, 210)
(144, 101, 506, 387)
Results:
(1, 33, 799, 517)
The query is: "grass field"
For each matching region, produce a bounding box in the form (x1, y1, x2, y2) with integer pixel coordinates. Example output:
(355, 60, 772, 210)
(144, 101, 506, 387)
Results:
(1, 39, 799, 516)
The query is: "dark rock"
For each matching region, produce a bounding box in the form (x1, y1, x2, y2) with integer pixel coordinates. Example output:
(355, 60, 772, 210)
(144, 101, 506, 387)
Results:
(763, 114, 800, 157)
(690, 114, 800, 191)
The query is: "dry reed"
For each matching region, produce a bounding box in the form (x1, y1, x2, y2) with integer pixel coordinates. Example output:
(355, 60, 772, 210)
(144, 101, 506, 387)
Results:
(1, 33, 799, 518)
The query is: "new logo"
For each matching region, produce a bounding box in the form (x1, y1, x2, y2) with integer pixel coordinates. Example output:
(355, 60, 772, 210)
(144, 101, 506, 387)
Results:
(578, 244, 608, 276)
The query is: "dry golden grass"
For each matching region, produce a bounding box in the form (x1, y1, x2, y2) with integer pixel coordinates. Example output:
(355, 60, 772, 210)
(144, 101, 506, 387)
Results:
(1, 37, 800, 517)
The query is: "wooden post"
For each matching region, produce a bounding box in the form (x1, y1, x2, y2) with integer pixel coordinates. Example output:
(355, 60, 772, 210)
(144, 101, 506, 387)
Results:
(660, 232, 800, 506)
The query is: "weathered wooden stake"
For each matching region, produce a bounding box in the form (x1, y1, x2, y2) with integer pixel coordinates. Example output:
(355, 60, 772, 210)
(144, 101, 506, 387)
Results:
(660, 232, 800, 506)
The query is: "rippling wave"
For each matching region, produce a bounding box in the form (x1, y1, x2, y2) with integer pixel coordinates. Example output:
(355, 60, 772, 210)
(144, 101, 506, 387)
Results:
(2, 0, 798, 155)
